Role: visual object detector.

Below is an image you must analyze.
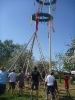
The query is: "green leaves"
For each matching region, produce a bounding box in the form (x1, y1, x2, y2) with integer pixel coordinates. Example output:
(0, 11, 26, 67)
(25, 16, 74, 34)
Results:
(64, 38, 75, 71)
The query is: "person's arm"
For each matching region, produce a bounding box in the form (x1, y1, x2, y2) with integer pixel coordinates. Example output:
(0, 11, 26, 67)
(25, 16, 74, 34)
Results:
(44, 78, 47, 90)
(53, 75, 55, 81)
(15, 74, 17, 82)
(7, 73, 10, 83)
(16, 74, 19, 82)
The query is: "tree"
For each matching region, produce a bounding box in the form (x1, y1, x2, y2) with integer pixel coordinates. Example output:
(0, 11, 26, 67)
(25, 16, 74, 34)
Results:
(53, 52, 65, 82)
(7, 44, 35, 72)
(64, 38, 75, 71)
(0, 40, 4, 61)
(0, 39, 22, 67)
(71, 39, 75, 49)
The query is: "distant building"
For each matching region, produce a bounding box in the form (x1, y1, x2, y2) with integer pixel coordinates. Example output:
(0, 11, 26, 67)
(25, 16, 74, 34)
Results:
(71, 71, 75, 75)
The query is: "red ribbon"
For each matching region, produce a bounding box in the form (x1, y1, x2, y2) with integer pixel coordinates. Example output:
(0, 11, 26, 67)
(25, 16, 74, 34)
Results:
(36, 13, 39, 31)
(48, 32, 50, 38)
(52, 27, 55, 32)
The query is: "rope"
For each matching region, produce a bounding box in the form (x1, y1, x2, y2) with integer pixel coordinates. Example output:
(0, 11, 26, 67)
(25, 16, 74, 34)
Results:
(35, 33, 46, 70)
(25, 34, 36, 74)
(35, 32, 46, 81)
(8, 31, 36, 72)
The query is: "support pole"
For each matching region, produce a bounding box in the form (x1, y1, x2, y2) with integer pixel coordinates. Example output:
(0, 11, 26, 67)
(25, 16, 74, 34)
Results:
(8, 31, 36, 72)
(48, 0, 52, 71)
(49, 28, 52, 71)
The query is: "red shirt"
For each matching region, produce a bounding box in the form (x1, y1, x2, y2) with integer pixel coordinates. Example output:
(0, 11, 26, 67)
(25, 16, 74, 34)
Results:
(64, 77, 69, 87)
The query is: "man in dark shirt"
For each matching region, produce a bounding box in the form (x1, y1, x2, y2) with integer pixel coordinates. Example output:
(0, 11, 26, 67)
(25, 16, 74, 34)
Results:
(17, 69, 25, 95)
(30, 66, 40, 100)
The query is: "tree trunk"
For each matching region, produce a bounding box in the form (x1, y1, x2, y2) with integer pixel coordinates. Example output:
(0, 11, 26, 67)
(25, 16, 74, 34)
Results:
(59, 71, 61, 83)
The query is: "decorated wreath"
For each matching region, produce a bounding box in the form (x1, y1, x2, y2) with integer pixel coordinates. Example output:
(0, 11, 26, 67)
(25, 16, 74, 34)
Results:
(32, 13, 53, 22)
(36, 0, 56, 5)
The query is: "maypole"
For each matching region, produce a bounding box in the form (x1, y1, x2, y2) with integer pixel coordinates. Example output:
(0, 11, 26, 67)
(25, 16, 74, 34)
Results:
(31, 0, 56, 72)
(48, 0, 54, 71)
(48, 0, 56, 71)
(48, 0, 52, 71)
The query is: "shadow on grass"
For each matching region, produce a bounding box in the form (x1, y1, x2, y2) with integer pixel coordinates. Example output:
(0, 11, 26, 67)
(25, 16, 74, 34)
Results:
(0, 97, 8, 100)
(21, 93, 42, 98)
(59, 96, 74, 100)
(0, 94, 18, 100)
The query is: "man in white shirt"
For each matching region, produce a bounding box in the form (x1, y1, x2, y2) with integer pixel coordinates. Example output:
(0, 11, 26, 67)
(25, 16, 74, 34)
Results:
(45, 71, 55, 100)
(8, 69, 16, 93)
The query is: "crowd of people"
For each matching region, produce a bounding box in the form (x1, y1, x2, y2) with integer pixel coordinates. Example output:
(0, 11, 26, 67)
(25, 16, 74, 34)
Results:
(0, 66, 70, 100)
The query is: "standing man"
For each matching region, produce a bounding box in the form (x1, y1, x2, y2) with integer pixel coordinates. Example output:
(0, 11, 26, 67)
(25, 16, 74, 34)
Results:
(30, 66, 40, 100)
(0, 67, 8, 95)
(45, 71, 55, 100)
(8, 69, 17, 94)
(17, 69, 25, 95)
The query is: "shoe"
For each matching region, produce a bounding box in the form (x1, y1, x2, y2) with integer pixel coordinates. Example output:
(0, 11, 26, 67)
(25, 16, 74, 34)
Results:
(45, 98, 47, 100)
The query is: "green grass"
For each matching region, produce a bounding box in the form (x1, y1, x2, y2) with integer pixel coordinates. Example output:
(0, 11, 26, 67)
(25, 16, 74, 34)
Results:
(0, 81, 75, 100)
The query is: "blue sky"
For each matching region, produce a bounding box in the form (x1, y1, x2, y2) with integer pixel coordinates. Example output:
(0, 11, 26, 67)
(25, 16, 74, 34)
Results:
(0, 0, 75, 60)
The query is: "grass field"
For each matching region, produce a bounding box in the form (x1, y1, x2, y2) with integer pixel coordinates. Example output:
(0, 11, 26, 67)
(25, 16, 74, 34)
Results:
(0, 80, 75, 100)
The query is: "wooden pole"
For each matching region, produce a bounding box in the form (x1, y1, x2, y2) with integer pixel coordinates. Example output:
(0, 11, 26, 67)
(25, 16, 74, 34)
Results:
(49, 0, 52, 71)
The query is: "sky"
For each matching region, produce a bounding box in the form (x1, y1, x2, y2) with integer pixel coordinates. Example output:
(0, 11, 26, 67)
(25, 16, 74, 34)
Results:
(0, 0, 75, 60)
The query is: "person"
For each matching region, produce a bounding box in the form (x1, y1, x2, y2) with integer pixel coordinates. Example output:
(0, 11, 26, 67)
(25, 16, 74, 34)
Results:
(45, 71, 55, 100)
(44, 71, 49, 90)
(30, 66, 40, 100)
(63, 75, 70, 96)
(0, 67, 8, 95)
(8, 69, 17, 94)
(25, 72, 29, 84)
(54, 80, 59, 98)
(17, 69, 25, 95)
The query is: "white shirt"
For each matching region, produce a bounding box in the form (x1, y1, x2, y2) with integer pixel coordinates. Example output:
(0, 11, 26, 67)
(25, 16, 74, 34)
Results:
(46, 75, 55, 86)
(26, 74, 29, 78)
(8, 72, 16, 82)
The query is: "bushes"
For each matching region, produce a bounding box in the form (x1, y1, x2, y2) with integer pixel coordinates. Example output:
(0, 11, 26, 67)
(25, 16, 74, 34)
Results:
(55, 75, 59, 79)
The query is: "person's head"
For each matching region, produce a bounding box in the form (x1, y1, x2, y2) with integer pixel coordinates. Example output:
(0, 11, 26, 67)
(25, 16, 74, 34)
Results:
(19, 69, 22, 73)
(12, 69, 15, 72)
(1, 67, 5, 71)
(34, 66, 37, 71)
(50, 71, 54, 75)
(65, 75, 68, 78)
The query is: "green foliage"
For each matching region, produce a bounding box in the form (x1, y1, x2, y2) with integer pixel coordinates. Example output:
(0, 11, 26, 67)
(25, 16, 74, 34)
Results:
(7, 44, 35, 71)
(53, 52, 65, 71)
(0, 40, 35, 71)
(0, 40, 16, 67)
(64, 38, 75, 71)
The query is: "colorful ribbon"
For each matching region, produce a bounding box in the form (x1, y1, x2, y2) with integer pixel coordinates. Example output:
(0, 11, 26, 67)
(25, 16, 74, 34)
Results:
(30, 15, 32, 25)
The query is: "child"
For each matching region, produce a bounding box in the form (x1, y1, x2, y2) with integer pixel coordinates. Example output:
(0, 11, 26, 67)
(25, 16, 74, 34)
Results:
(64, 75, 70, 96)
